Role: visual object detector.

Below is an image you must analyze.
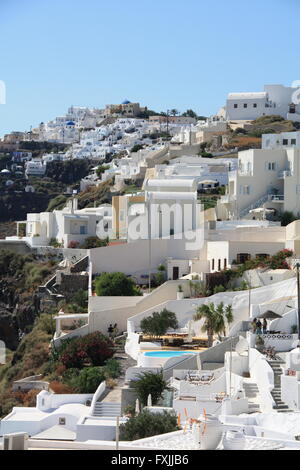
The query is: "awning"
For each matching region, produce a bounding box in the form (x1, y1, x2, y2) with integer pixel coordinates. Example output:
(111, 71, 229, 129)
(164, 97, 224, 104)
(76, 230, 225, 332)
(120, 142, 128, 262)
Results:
(258, 310, 282, 319)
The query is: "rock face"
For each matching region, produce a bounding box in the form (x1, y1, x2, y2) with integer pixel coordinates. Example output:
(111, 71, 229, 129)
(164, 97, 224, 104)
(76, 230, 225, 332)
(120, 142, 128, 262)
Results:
(0, 279, 41, 350)
(0, 306, 19, 350)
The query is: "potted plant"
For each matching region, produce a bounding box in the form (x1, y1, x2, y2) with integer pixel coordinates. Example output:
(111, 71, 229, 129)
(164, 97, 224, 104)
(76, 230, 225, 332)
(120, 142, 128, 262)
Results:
(177, 284, 184, 300)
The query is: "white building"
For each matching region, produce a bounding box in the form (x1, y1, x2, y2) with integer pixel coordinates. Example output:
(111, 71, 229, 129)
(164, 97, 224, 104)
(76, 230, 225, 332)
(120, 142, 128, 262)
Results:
(225, 84, 300, 122)
(217, 131, 300, 219)
(25, 160, 47, 177)
(7, 199, 112, 248)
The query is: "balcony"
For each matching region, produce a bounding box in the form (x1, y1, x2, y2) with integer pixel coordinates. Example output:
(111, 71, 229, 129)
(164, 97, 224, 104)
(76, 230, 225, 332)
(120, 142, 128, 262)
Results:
(278, 170, 292, 178)
(269, 194, 284, 203)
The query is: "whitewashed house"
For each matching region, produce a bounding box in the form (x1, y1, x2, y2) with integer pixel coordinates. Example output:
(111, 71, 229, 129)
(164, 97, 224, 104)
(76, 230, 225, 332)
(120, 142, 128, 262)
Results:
(225, 84, 300, 122)
(217, 131, 300, 219)
(7, 199, 112, 248)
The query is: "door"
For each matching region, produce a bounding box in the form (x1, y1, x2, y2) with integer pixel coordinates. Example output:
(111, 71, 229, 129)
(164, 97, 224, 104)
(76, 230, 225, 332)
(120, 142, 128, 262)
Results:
(173, 266, 179, 280)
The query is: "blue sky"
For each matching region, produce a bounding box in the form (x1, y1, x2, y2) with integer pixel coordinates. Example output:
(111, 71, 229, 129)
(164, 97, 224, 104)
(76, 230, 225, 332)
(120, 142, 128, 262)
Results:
(0, 0, 299, 136)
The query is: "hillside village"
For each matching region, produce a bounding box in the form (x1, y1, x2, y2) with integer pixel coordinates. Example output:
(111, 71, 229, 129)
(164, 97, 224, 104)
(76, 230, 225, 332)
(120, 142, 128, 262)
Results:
(3, 83, 300, 451)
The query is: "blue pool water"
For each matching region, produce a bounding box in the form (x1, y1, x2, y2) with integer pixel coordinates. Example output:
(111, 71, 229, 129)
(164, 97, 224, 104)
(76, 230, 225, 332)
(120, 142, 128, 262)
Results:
(144, 350, 196, 358)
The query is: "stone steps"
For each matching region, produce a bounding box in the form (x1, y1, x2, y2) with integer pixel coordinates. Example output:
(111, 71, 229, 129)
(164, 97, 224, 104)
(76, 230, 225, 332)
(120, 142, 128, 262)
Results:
(92, 402, 121, 417)
(267, 358, 293, 412)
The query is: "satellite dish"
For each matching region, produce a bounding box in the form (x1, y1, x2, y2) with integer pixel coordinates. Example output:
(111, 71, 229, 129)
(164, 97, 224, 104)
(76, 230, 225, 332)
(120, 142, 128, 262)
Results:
(235, 337, 249, 356)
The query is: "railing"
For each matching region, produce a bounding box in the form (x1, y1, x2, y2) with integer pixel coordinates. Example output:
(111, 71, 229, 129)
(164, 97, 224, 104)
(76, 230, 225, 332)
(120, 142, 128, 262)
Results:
(89, 381, 106, 416)
(278, 170, 292, 178)
(269, 194, 284, 201)
(240, 193, 270, 218)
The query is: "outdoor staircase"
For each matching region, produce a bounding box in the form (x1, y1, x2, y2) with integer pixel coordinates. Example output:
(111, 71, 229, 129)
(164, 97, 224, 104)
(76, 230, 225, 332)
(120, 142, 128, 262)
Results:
(92, 402, 121, 417)
(268, 359, 292, 413)
(242, 380, 261, 413)
(239, 193, 270, 218)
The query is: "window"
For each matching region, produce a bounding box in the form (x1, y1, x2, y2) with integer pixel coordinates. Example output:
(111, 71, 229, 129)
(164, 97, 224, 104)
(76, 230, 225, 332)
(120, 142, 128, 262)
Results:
(283, 139, 288, 145)
(296, 185, 300, 195)
(59, 418, 66, 425)
(256, 254, 269, 260)
(224, 258, 227, 269)
(236, 253, 251, 264)
(243, 103, 247, 108)
(80, 225, 86, 235)
(212, 259, 215, 270)
(218, 259, 221, 271)
(267, 162, 276, 171)
(234, 104, 238, 108)
(253, 103, 257, 108)
(291, 139, 296, 145)
(241, 185, 251, 195)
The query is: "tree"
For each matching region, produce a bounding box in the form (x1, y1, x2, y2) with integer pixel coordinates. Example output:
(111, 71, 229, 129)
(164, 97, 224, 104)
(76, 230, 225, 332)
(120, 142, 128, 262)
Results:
(170, 109, 179, 116)
(182, 109, 198, 119)
(131, 371, 168, 406)
(154, 264, 166, 286)
(120, 410, 179, 441)
(140, 309, 178, 338)
(94, 272, 141, 296)
(193, 302, 234, 347)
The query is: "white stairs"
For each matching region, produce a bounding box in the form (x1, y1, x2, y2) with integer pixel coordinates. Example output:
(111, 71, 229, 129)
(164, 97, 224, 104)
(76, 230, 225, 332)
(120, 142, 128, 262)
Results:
(92, 402, 121, 417)
(242, 379, 261, 413)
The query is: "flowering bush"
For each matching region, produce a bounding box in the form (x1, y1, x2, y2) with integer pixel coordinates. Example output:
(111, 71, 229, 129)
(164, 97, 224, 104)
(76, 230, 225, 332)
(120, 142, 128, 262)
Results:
(57, 332, 115, 369)
(68, 240, 80, 249)
(81, 332, 115, 366)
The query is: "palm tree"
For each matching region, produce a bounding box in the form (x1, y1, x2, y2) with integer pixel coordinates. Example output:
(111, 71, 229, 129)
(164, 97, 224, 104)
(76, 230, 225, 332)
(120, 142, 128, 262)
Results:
(193, 302, 234, 347)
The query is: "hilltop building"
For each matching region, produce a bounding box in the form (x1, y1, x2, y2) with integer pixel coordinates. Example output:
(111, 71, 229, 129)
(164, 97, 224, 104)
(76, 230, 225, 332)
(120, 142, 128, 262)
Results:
(223, 84, 300, 122)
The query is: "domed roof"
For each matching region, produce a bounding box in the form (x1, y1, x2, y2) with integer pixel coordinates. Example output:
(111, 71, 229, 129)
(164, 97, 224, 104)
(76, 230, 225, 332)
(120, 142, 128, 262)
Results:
(66, 121, 75, 126)
(1, 169, 10, 173)
(122, 100, 131, 104)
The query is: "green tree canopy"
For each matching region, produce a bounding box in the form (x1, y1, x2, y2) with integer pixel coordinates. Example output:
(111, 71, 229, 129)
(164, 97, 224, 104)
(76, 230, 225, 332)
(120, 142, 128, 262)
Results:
(94, 272, 141, 296)
(140, 308, 178, 338)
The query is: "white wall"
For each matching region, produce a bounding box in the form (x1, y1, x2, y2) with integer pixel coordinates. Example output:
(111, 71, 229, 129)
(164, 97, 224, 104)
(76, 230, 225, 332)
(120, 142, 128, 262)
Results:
(249, 348, 274, 412)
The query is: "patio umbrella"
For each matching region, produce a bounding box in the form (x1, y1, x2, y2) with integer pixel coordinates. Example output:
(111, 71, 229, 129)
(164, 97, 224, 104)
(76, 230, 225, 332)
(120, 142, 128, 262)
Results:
(258, 310, 282, 319)
(249, 207, 275, 214)
(147, 394, 152, 407)
(198, 179, 218, 185)
(135, 398, 140, 415)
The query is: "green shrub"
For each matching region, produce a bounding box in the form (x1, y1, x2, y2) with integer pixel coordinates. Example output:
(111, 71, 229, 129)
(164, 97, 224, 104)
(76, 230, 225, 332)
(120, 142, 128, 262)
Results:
(213, 284, 225, 294)
(104, 358, 121, 379)
(120, 410, 179, 441)
(94, 272, 141, 296)
(80, 236, 109, 249)
(37, 314, 56, 335)
(77, 367, 105, 393)
(72, 289, 88, 310)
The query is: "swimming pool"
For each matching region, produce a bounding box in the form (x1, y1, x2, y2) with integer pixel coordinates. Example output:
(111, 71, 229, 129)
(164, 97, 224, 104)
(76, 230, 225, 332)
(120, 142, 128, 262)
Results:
(144, 350, 197, 358)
